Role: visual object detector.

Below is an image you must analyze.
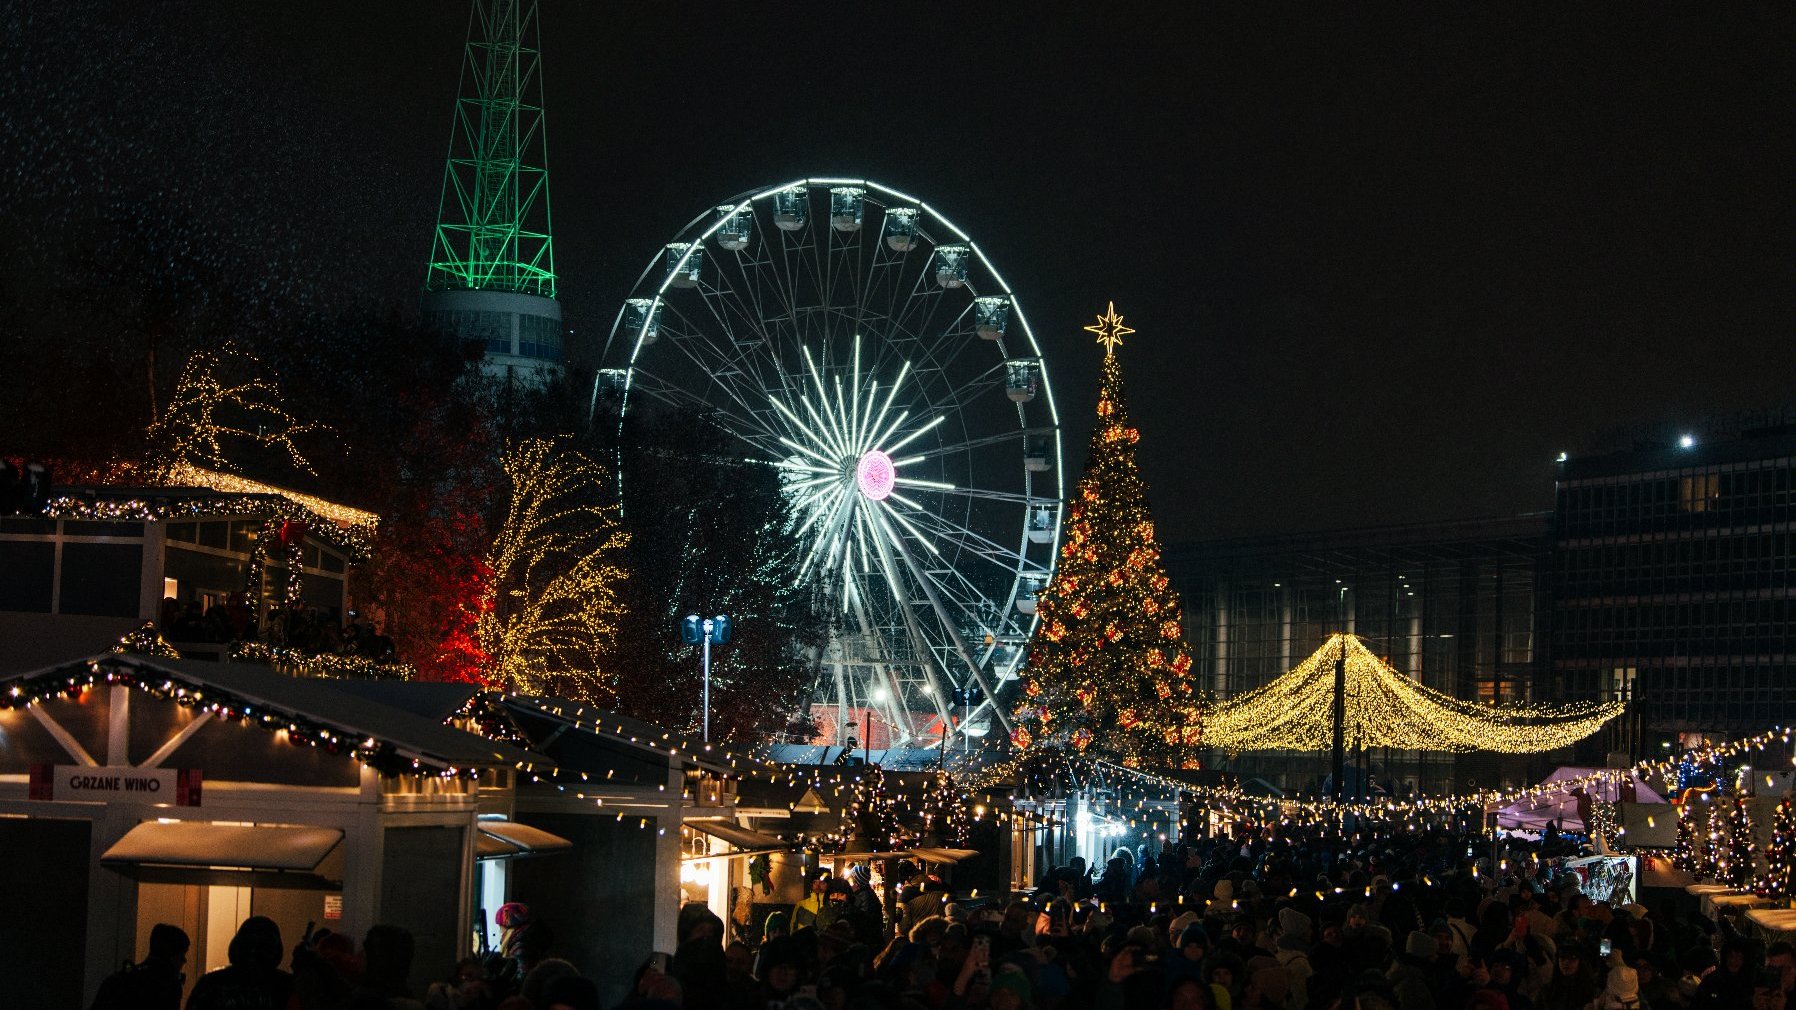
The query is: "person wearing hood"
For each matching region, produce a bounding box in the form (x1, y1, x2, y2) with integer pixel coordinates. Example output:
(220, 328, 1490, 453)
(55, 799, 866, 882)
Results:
(792, 870, 831, 931)
(1273, 906, 1313, 1010)
(1206, 951, 1245, 1010)
(186, 916, 293, 1010)
(1345, 904, 1394, 968)
(1166, 922, 1211, 991)
(750, 938, 806, 1008)
(1693, 937, 1756, 1009)
(1386, 931, 1438, 1010)
(1630, 953, 1672, 1010)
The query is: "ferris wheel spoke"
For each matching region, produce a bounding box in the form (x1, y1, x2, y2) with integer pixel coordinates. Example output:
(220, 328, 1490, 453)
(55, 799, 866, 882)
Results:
(650, 307, 788, 428)
(859, 510, 953, 735)
(912, 304, 983, 382)
(898, 505, 1037, 576)
(627, 368, 785, 451)
(684, 267, 791, 398)
(931, 486, 1058, 506)
(868, 506, 1011, 735)
(908, 426, 1056, 462)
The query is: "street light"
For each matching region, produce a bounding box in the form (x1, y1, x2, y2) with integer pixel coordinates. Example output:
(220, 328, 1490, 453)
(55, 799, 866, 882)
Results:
(680, 614, 732, 742)
(950, 684, 984, 754)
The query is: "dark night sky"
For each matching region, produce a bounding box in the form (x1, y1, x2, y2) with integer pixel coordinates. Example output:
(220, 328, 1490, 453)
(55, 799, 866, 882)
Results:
(2, 3, 1787, 540)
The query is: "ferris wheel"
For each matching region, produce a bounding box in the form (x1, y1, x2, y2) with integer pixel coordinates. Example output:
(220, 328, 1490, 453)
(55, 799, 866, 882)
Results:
(592, 179, 1064, 748)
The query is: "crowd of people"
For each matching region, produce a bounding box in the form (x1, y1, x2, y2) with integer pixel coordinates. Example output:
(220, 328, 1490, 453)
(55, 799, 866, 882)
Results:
(94, 820, 1796, 1010)
(156, 596, 397, 660)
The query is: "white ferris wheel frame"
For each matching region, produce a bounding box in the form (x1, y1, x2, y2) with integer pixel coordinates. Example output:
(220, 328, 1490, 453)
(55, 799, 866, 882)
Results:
(593, 177, 1065, 748)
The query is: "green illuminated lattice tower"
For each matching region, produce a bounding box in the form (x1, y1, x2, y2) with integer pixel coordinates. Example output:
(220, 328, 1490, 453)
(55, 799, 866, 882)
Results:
(423, 0, 563, 382)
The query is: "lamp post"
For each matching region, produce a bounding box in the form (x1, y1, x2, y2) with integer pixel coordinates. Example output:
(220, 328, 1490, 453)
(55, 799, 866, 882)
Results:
(681, 614, 732, 742)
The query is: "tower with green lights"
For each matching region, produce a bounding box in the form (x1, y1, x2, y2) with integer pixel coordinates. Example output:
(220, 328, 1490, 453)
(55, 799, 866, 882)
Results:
(423, 0, 563, 382)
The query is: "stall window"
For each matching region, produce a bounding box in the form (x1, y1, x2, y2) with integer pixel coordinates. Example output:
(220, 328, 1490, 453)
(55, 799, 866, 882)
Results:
(60, 542, 143, 616)
(0, 541, 54, 612)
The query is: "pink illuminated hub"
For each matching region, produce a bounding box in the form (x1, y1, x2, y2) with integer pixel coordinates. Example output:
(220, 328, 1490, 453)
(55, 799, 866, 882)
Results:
(855, 450, 896, 501)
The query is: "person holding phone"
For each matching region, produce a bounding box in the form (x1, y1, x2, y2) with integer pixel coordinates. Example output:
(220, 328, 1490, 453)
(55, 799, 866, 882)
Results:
(954, 934, 993, 997)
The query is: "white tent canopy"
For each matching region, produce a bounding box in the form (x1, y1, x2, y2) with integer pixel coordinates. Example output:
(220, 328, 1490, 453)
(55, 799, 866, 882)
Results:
(1495, 767, 1665, 834)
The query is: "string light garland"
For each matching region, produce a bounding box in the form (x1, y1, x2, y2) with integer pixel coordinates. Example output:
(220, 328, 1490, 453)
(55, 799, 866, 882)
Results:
(0, 658, 530, 781)
(229, 642, 415, 682)
(1015, 306, 1202, 770)
(112, 622, 181, 658)
(1202, 634, 1625, 754)
(44, 490, 373, 558)
(163, 461, 379, 531)
(983, 728, 1796, 845)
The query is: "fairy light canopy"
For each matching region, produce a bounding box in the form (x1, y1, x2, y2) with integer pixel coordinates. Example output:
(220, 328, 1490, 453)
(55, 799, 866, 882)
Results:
(1203, 633, 1625, 754)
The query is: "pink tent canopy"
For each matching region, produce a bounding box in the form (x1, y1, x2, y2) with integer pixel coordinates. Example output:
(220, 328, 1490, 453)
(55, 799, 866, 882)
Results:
(1495, 767, 1666, 834)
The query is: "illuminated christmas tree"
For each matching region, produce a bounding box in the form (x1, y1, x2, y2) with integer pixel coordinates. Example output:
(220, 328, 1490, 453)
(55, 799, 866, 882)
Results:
(1696, 800, 1723, 882)
(1717, 795, 1757, 889)
(1013, 304, 1202, 769)
(1756, 797, 1796, 900)
(1674, 802, 1699, 874)
(840, 763, 907, 853)
(920, 769, 972, 847)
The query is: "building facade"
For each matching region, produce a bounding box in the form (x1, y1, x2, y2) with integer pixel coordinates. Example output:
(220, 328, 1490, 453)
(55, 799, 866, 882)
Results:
(1166, 419, 1796, 786)
(1551, 423, 1796, 739)
(1166, 515, 1552, 792)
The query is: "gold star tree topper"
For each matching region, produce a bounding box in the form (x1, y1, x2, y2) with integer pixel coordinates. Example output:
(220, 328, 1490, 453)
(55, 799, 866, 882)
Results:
(1084, 301, 1135, 356)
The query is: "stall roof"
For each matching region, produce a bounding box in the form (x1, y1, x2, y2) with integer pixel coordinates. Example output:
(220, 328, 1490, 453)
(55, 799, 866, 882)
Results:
(3, 655, 545, 774)
(688, 820, 788, 852)
(102, 821, 344, 889)
(476, 819, 573, 860)
(493, 693, 768, 777)
(324, 680, 481, 723)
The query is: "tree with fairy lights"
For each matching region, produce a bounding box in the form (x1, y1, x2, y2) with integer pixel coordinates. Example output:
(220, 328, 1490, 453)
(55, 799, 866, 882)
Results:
(1013, 305, 1202, 770)
(1757, 796, 1796, 900)
(838, 763, 907, 853)
(146, 340, 323, 480)
(1673, 802, 1699, 874)
(1717, 794, 1757, 889)
(478, 437, 629, 700)
(1695, 800, 1723, 882)
(920, 769, 972, 847)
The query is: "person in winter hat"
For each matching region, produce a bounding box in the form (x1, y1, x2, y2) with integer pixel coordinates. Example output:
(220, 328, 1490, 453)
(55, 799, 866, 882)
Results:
(1598, 962, 1641, 1010)
(1387, 931, 1438, 1010)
